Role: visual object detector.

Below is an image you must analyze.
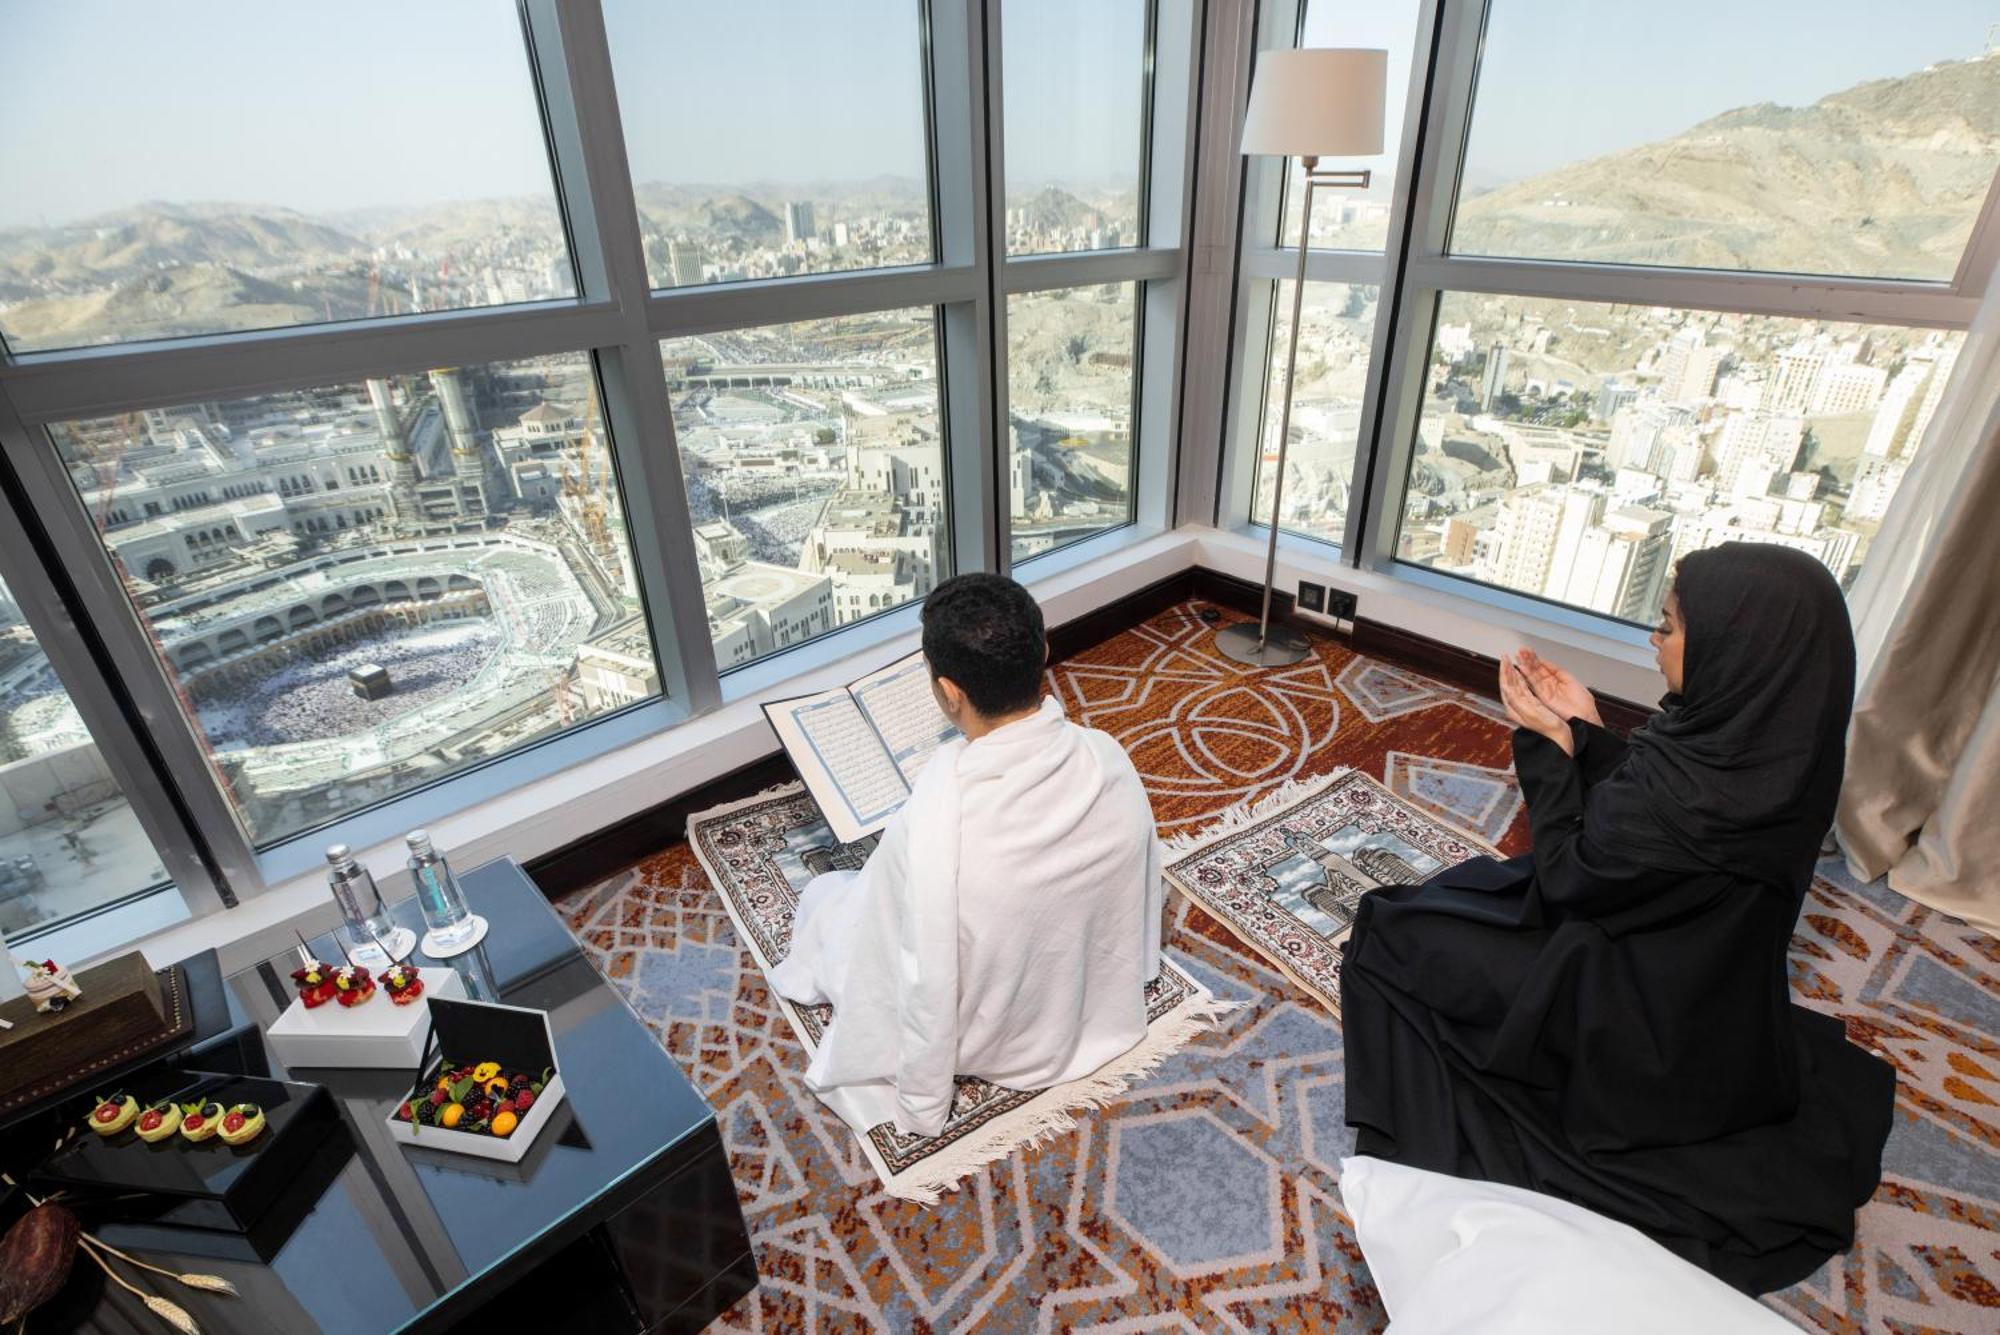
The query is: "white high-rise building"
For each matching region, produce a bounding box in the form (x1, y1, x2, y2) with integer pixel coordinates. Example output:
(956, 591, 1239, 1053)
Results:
(1766, 339, 1828, 415)
(1554, 506, 1673, 621)
(784, 200, 816, 245)
(1808, 361, 1887, 416)
(668, 237, 704, 287)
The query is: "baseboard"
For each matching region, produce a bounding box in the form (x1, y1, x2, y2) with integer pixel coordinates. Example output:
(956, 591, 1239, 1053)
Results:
(1352, 616, 1654, 735)
(528, 567, 1652, 899)
(530, 567, 1215, 899)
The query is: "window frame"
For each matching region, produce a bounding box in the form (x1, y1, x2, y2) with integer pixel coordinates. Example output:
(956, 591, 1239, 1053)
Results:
(1215, 0, 2000, 634)
(0, 0, 1200, 938)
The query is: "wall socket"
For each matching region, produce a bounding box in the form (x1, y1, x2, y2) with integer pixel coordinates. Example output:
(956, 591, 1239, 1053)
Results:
(1326, 588, 1358, 623)
(1296, 581, 1326, 613)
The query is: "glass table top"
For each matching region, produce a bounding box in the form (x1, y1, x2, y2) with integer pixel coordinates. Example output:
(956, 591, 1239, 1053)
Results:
(77, 858, 715, 1333)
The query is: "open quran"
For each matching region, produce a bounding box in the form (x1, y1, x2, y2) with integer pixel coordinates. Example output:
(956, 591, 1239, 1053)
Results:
(762, 650, 961, 844)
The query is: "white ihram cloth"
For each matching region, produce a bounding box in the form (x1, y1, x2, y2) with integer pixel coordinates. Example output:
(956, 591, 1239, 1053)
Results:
(1338, 1156, 1796, 1334)
(769, 697, 1164, 1140)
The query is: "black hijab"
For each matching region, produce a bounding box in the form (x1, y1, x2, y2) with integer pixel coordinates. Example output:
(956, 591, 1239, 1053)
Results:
(1589, 543, 1856, 891)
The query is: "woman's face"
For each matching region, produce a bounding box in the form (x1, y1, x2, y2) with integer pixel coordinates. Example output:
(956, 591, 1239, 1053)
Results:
(1650, 589, 1687, 694)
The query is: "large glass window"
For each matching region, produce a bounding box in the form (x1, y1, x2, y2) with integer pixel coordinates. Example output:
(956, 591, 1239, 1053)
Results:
(603, 0, 934, 287)
(1003, 0, 1148, 257)
(661, 309, 947, 669)
(48, 355, 654, 846)
(1252, 281, 1382, 545)
(0, 582, 171, 941)
(1449, 0, 2000, 281)
(0, 0, 574, 353)
(1277, 0, 1424, 251)
(1007, 284, 1140, 562)
(1398, 292, 1964, 620)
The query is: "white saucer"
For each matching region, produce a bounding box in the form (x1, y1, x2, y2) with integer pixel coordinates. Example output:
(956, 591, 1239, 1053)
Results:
(420, 914, 489, 959)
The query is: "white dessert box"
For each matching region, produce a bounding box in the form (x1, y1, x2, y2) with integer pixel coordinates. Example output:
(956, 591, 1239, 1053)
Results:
(385, 997, 565, 1164)
(267, 968, 464, 1069)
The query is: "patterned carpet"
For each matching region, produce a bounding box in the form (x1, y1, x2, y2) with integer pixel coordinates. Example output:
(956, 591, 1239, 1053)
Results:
(556, 600, 2000, 1332)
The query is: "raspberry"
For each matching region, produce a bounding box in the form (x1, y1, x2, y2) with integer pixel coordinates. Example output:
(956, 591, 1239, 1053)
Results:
(513, 1089, 535, 1112)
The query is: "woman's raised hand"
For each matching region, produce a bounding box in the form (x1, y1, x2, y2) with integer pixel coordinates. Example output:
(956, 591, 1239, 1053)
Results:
(1516, 648, 1602, 726)
(1499, 656, 1575, 755)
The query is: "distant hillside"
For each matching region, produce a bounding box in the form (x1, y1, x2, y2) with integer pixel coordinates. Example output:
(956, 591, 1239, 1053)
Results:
(1453, 54, 2000, 277)
(1013, 185, 1105, 233)
(1, 262, 343, 348)
(0, 203, 364, 290)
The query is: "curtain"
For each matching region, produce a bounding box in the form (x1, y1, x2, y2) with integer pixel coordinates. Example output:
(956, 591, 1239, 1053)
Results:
(1836, 277, 2000, 934)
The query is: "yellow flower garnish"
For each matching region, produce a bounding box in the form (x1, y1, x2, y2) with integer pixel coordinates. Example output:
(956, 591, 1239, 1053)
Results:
(471, 1061, 501, 1083)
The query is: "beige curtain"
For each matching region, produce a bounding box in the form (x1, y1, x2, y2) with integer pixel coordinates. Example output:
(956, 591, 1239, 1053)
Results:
(1837, 281, 2000, 934)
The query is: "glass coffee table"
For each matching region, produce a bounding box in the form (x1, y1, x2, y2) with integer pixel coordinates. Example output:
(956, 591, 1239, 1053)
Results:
(60, 858, 755, 1333)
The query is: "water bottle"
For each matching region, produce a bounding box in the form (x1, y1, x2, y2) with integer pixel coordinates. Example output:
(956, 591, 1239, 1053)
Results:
(407, 830, 479, 953)
(326, 844, 399, 967)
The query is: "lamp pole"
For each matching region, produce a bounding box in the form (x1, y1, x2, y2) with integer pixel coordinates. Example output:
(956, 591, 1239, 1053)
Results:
(1216, 158, 1371, 668)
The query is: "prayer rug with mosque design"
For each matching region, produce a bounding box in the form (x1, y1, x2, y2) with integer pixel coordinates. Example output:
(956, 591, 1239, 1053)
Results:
(559, 599, 2000, 1332)
(683, 782, 1232, 1202)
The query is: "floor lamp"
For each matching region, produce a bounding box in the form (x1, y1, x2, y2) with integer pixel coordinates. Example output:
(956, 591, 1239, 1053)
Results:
(1217, 48, 1389, 668)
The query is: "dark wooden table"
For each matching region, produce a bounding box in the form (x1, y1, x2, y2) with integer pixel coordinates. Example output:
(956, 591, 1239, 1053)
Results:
(25, 858, 756, 1333)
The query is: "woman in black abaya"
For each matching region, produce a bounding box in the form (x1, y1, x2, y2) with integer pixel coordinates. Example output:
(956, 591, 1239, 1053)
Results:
(1340, 541, 1896, 1294)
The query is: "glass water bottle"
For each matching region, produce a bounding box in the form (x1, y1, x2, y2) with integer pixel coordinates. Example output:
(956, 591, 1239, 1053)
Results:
(326, 844, 398, 965)
(407, 830, 477, 952)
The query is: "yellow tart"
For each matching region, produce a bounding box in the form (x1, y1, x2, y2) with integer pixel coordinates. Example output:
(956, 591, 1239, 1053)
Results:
(217, 1103, 266, 1146)
(134, 1103, 183, 1142)
(89, 1095, 139, 1136)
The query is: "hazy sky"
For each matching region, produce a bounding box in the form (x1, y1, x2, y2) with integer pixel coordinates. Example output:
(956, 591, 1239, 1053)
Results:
(1, 0, 1991, 228)
(1463, 0, 1996, 184)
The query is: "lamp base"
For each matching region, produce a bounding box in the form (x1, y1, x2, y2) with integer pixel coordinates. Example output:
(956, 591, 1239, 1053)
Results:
(1214, 621, 1313, 668)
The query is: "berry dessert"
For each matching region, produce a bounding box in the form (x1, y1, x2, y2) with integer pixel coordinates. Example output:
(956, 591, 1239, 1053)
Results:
(394, 1060, 551, 1139)
(180, 1101, 226, 1142)
(290, 960, 337, 1009)
(217, 1103, 267, 1146)
(134, 1101, 184, 1143)
(382, 964, 424, 1006)
(332, 965, 375, 1008)
(89, 1093, 139, 1136)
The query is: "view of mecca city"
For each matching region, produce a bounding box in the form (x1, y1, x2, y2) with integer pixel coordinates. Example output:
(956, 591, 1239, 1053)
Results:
(0, 582, 166, 936)
(1254, 284, 1964, 623)
(1396, 297, 1963, 622)
(47, 355, 652, 847)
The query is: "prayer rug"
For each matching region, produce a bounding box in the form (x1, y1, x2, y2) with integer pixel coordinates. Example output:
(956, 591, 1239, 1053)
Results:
(684, 782, 1233, 1202)
(1162, 769, 1497, 1019)
(559, 599, 2000, 1332)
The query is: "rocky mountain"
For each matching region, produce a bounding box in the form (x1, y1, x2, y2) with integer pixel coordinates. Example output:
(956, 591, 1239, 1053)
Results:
(1453, 54, 2000, 278)
(1012, 185, 1106, 233)
(0, 203, 364, 292)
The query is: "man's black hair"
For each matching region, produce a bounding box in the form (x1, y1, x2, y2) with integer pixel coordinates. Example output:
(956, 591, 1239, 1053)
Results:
(921, 572, 1046, 718)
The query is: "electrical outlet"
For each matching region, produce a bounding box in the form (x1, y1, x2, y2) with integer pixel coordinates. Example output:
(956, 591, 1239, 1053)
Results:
(1326, 589, 1358, 623)
(1297, 580, 1326, 613)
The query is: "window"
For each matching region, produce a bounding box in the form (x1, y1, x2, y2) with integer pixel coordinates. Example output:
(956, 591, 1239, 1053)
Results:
(602, 0, 934, 287)
(0, 580, 171, 941)
(1003, 0, 1148, 256)
(661, 309, 947, 669)
(1398, 292, 1964, 619)
(0, 0, 574, 352)
(1276, 0, 1424, 251)
(48, 354, 655, 846)
(1007, 284, 1140, 562)
(1252, 282, 1382, 544)
(1449, 0, 2000, 281)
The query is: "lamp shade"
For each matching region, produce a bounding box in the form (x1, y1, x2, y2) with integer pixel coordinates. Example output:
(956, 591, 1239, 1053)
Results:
(1240, 47, 1387, 158)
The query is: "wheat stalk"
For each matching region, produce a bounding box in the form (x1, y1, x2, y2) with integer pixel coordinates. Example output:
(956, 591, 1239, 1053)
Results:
(80, 1233, 238, 1297)
(75, 1236, 205, 1334)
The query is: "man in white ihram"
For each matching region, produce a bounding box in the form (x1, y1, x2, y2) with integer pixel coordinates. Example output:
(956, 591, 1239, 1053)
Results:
(770, 573, 1164, 1140)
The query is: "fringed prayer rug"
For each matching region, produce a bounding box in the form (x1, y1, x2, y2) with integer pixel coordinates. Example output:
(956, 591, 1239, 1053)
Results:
(1163, 768, 1497, 1019)
(686, 782, 1232, 1202)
